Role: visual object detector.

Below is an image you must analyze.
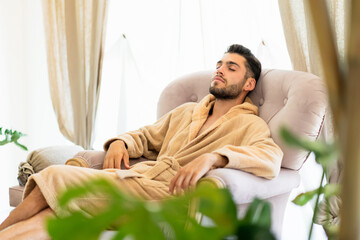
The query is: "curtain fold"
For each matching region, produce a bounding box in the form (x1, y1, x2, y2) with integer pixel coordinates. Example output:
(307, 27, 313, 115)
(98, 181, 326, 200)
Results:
(42, 0, 108, 149)
(278, 0, 345, 184)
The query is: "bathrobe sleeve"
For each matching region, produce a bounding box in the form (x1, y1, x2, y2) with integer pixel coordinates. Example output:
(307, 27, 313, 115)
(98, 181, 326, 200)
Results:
(103, 112, 173, 159)
(103, 102, 195, 160)
(212, 118, 283, 179)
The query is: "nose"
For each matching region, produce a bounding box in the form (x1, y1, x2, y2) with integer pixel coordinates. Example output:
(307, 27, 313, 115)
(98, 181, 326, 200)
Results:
(216, 66, 224, 76)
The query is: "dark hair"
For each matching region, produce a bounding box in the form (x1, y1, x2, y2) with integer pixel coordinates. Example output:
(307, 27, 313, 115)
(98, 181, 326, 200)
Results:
(226, 44, 261, 81)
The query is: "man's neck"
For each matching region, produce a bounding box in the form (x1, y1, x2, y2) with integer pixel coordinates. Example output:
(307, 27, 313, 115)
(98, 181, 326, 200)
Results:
(196, 95, 247, 137)
(211, 95, 246, 118)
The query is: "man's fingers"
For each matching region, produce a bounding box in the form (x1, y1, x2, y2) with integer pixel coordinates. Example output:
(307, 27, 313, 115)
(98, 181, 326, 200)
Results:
(108, 157, 115, 169)
(182, 174, 193, 190)
(172, 174, 185, 195)
(103, 156, 110, 169)
(189, 173, 203, 189)
(124, 152, 130, 169)
(169, 174, 183, 194)
(175, 175, 184, 195)
(189, 177, 199, 188)
(170, 169, 202, 194)
(114, 154, 122, 169)
(169, 175, 177, 194)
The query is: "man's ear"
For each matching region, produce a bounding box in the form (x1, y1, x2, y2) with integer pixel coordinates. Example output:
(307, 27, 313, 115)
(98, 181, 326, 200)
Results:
(243, 78, 256, 91)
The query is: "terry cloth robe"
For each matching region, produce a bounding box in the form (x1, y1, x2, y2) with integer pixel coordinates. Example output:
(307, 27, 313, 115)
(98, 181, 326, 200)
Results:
(23, 94, 283, 216)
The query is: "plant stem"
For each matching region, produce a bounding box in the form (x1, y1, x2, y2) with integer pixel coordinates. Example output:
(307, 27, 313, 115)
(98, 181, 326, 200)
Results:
(308, 171, 325, 240)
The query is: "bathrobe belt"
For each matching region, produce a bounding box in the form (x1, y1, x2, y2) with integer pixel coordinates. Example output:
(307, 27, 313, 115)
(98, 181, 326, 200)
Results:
(143, 157, 180, 179)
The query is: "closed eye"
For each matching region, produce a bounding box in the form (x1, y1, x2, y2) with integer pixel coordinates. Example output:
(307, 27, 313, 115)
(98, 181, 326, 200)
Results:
(227, 61, 240, 71)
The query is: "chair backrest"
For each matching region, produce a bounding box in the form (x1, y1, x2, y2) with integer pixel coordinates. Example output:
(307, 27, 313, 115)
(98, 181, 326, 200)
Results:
(157, 69, 327, 170)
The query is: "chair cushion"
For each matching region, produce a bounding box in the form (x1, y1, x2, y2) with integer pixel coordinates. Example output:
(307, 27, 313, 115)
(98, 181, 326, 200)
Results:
(249, 69, 327, 169)
(17, 145, 84, 186)
(157, 71, 212, 118)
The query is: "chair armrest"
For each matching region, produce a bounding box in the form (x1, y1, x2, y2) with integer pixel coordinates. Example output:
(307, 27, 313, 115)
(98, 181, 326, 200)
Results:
(200, 168, 300, 205)
(18, 145, 84, 186)
(66, 150, 150, 169)
(66, 150, 105, 169)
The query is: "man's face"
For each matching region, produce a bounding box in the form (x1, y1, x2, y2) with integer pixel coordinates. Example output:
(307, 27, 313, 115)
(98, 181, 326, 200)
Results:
(209, 53, 249, 99)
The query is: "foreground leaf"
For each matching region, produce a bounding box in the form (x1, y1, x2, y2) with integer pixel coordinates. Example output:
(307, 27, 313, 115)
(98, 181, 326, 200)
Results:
(235, 224, 276, 240)
(47, 178, 275, 240)
(241, 198, 272, 228)
(292, 188, 321, 206)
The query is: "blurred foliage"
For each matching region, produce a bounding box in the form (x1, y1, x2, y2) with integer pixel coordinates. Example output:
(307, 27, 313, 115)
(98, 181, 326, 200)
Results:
(0, 127, 28, 150)
(280, 126, 340, 239)
(47, 178, 275, 240)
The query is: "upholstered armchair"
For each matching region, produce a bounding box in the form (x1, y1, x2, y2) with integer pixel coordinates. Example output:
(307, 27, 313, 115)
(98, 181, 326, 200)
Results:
(155, 69, 327, 239)
(10, 69, 327, 239)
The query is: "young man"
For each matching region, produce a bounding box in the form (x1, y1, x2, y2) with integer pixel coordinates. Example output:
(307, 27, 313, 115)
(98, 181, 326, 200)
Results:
(0, 44, 283, 239)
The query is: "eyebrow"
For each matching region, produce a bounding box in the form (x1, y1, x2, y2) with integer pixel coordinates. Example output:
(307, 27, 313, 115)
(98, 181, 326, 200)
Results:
(217, 60, 240, 68)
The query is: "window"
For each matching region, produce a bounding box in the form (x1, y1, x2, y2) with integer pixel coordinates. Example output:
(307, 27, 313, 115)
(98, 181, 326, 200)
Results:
(93, 0, 291, 149)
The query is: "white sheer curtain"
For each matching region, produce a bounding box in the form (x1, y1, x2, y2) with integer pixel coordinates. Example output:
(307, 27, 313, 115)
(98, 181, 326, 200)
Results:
(93, 0, 291, 149)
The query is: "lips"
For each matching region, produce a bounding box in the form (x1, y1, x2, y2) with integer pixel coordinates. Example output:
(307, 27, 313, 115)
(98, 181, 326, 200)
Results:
(213, 76, 225, 83)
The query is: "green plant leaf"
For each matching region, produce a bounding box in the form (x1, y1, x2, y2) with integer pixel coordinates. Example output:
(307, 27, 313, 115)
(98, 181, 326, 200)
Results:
(47, 177, 274, 240)
(0, 127, 27, 150)
(47, 212, 103, 240)
(292, 188, 323, 206)
(0, 139, 11, 145)
(235, 224, 276, 240)
(14, 141, 28, 151)
(241, 198, 272, 229)
(194, 183, 238, 237)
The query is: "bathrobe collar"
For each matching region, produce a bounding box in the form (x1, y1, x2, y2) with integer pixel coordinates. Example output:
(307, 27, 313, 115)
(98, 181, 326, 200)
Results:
(188, 94, 258, 141)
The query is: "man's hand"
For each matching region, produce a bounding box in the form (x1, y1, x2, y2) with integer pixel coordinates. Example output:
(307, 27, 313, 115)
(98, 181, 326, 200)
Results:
(169, 153, 228, 194)
(103, 140, 130, 169)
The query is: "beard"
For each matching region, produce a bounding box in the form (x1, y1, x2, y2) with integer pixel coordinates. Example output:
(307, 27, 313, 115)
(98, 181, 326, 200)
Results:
(209, 80, 245, 100)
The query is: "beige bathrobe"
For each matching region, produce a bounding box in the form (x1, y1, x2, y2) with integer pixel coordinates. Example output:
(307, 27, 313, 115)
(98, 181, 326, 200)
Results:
(24, 94, 283, 215)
